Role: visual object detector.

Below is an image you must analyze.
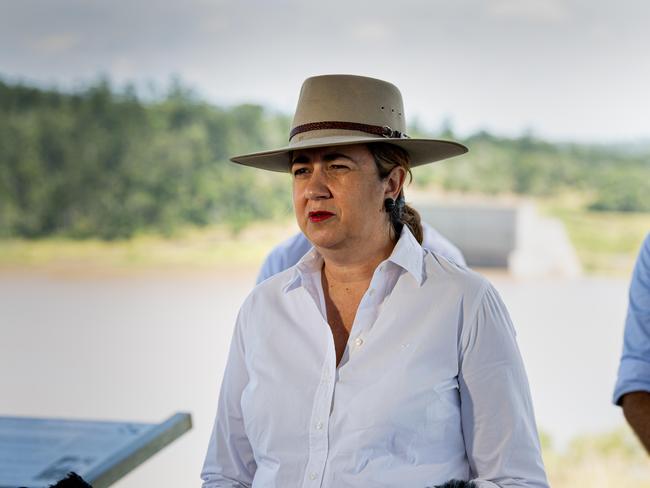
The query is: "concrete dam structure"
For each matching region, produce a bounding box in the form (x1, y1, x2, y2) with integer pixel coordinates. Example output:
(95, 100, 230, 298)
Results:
(414, 199, 581, 278)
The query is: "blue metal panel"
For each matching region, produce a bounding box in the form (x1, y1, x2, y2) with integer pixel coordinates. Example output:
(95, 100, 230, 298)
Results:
(0, 413, 191, 488)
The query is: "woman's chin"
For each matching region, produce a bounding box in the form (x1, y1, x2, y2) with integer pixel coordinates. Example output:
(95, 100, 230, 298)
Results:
(304, 230, 344, 250)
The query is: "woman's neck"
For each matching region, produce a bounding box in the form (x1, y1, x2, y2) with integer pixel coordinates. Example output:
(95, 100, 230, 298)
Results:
(318, 234, 396, 285)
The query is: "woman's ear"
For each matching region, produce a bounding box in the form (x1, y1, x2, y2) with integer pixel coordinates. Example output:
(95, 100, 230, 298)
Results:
(384, 166, 407, 199)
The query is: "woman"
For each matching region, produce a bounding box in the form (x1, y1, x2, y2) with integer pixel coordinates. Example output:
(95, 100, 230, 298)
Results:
(201, 75, 549, 487)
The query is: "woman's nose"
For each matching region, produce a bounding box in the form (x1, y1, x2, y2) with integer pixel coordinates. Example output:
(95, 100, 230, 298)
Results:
(305, 168, 331, 200)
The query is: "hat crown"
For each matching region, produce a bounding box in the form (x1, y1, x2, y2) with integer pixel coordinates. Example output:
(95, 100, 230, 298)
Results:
(291, 75, 406, 143)
(229, 74, 467, 173)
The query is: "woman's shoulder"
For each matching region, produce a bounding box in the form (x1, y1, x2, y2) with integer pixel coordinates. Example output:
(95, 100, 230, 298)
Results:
(243, 265, 298, 310)
(421, 249, 492, 310)
(235, 267, 297, 339)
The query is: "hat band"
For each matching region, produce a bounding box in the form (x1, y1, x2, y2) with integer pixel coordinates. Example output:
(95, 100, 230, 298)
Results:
(289, 121, 408, 141)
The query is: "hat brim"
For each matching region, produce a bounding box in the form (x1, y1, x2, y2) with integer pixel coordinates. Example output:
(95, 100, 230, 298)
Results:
(229, 135, 468, 172)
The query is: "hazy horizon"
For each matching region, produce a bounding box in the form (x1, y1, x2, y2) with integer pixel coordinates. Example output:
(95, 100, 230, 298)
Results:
(4, 71, 650, 149)
(3, 0, 650, 144)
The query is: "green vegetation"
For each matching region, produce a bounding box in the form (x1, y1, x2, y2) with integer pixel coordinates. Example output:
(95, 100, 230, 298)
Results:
(0, 77, 293, 240)
(0, 77, 649, 274)
(2, 76, 650, 243)
(0, 219, 298, 272)
(543, 200, 650, 275)
(413, 131, 650, 211)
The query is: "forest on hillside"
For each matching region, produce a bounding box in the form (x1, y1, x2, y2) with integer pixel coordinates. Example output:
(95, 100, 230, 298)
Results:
(1, 78, 649, 240)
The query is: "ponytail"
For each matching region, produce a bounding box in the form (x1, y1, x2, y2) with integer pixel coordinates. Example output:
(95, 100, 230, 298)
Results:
(401, 202, 424, 244)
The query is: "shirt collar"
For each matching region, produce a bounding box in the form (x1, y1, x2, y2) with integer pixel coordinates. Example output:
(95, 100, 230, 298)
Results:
(282, 245, 322, 293)
(387, 226, 425, 287)
(282, 226, 425, 293)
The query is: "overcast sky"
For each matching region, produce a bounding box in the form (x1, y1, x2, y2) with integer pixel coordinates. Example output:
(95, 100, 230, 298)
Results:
(2, 0, 649, 142)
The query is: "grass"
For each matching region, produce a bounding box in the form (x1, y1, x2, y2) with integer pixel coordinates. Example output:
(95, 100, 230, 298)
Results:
(1, 199, 649, 276)
(542, 425, 650, 487)
(0, 218, 299, 273)
(542, 197, 650, 276)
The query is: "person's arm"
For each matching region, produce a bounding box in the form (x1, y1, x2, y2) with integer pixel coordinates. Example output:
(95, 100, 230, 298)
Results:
(201, 305, 256, 488)
(256, 251, 282, 285)
(621, 391, 650, 452)
(614, 234, 650, 452)
(458, 283, 548, 488)
(256, 233, 308, 284)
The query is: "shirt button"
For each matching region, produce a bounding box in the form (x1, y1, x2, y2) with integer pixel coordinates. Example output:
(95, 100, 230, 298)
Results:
(309, 472, 318, 480)
(354, 337, 364, 347)
(368, 288, 375, 296)
(315, 421, 323, 430)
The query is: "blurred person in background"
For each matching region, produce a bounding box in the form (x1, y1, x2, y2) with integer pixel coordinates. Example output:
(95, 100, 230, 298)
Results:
(613, 232, 650, 453)
(201, 75, 549, 487)
(256, 223, 465, 284)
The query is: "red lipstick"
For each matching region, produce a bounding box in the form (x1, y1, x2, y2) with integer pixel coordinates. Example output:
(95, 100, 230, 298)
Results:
(308, 211, 335, 223)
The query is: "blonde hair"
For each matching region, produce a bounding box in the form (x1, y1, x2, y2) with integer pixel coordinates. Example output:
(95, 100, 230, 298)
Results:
(367, 143, 424, 244)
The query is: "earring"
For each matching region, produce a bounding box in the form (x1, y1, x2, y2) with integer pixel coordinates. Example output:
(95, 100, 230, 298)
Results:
(384, 197, 396, 212)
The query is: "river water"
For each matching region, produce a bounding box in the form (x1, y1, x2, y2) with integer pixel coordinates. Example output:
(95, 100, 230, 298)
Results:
(0, 268, 631, 487)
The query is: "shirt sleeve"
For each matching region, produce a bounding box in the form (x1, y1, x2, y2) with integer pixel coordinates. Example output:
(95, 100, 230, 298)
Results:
(201, 305, 257, 488)
(613, 233, 650, 405)
(458, 283, 549, 488)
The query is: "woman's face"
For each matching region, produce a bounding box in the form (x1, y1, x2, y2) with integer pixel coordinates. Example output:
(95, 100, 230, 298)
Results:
(291, 144, 402, 251)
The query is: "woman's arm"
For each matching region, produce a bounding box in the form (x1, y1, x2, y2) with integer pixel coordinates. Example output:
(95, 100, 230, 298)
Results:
(201, 306, 256, 488)
(458, 283, 549, 488)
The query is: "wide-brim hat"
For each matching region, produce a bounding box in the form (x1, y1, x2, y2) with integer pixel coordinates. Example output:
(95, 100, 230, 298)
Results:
(230, 74, 468, 172)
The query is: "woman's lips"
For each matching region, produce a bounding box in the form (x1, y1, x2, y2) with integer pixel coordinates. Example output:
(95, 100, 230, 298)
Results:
(308, 211, 335, 223)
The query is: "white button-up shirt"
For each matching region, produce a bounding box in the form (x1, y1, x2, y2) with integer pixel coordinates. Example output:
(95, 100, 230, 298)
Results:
(202, 228, 548, 488)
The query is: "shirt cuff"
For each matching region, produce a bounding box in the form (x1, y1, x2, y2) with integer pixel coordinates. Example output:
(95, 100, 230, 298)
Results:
(613, 357, 650, 405)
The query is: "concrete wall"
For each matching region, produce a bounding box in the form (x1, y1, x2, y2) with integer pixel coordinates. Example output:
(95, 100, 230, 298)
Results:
(418, 204, 518, 268)
(416, 200, 581, 277)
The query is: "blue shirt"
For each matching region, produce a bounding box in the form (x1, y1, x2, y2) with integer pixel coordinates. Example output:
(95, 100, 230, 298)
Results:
(256, 222, 466, 284)
(613, 232, 650, 405)
(202, 227, 548, 487)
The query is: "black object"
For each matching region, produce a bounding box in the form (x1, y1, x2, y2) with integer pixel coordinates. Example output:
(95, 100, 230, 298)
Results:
(384, 197, 396, 212)
(384, 195, 405, 214)
(48, 472, 93, 488)
(432, 480, 477, 488)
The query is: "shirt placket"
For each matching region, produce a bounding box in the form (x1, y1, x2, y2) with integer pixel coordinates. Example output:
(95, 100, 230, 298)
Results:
(301, 317, 337, 488)
(345, 263, 391, 355)
(316, 265, 393, 486)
